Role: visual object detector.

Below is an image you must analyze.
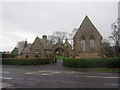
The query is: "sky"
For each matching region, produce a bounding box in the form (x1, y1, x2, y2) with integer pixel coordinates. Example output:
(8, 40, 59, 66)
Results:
(0, 0, 118, 52)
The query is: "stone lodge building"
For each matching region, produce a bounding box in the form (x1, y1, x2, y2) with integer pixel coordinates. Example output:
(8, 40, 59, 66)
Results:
(21, 35, 52, 58)
(29, 36, 52, 58)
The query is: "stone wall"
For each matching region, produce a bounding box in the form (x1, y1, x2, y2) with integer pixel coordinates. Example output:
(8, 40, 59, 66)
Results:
(30, 37, 45, 58)
(75, 53, 101, 59)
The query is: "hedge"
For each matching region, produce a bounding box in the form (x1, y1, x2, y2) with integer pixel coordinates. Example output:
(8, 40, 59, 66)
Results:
(2, 58, 51, 65)
(63, 58, 120, 68)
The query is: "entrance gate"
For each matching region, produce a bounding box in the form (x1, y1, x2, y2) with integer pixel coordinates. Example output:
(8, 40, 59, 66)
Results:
(51, 43, 69, 63)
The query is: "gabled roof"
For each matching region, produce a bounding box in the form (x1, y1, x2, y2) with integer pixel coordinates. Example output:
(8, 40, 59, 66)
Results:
(22, 44, 32, 54)
(39, 38, 52, 50)
(11, 47, 18, 56)
(18, 47, 23, 55)
(74, 15, 102, 39)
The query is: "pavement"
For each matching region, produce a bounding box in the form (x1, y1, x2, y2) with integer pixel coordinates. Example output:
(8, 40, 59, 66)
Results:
(1, 59, 120, 88)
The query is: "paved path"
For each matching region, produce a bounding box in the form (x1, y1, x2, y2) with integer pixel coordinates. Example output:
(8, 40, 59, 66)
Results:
(1, 60, 120, 88)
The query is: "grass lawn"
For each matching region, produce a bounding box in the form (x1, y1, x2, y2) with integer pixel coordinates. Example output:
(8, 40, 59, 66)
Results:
(75, 67, 120, 73)
(56, 56, 64, 59)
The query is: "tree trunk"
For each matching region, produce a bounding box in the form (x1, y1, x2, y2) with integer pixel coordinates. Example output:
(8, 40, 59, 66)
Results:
(115, 45, 119, 57)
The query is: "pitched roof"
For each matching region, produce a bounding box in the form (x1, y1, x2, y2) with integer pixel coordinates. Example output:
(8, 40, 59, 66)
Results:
(39, 38, 52, 50)
(74, 15, 102, 39)
(18, 47, 23, 55)
(11, 47, 18, 56)
(22, 44, 32, 54)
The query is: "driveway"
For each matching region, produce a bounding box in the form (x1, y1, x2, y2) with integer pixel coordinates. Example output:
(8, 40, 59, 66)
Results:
(1, 60, 119, 88)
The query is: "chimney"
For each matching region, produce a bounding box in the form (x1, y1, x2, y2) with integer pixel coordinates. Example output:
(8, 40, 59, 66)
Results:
(65, 37, 68, 42)
(25, 39, 27, 47)
(42, 35, 47, 41)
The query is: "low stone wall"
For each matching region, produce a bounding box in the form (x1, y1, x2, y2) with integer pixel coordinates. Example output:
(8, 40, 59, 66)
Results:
(75, 53, 102, 59)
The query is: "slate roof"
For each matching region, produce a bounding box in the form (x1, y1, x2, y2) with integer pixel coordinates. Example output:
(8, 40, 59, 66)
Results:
(39, 38, 52, 50)
(22, 44, 32, 54)
(18, 47, 24, 55)
(11, 47, 18, 56)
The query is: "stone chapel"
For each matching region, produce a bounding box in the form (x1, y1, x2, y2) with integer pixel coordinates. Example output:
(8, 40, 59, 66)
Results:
(73, 15, 103, 58)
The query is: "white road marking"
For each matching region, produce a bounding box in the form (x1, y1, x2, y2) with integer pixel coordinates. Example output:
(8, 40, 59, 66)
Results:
(75, 75, 119, 79)
(25, 70, 62, 76)
(25, 70, 114, 75)
(104, 84, 119, 86)
(84, 76, 99, 78)
(1, 77, 24, 80)
(25, 70, 119, 79)
(2, 83, 13, 88)
(2, 77, 12, 80)
(102, 77, 119, 78)
(0, 71, 10, 73)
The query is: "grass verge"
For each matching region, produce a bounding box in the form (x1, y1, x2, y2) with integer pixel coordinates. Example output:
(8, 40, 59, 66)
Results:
(75, 67, 120, 73)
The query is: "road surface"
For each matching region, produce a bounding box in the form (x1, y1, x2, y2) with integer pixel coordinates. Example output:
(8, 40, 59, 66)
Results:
(1, 59, 120, 88)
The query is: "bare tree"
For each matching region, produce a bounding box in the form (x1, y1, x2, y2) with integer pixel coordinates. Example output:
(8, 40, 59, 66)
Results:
(48, 35, 56, 45)
(48, 29, 78, 48)
(48, 31, 68, 44)
(109, 18, 120, 57)
(16, 41, 25, 49)
(102, 39, 115, 57)
(68, 28, 78, 48)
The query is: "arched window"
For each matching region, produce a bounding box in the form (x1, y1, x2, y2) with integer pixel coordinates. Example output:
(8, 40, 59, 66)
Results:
(26, 55, 29, 58)
(81, 36, 85, 51)
(90, 35, 95, 51)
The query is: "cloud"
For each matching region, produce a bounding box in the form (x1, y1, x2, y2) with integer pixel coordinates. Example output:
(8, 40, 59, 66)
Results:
(1, 2, 118, 51)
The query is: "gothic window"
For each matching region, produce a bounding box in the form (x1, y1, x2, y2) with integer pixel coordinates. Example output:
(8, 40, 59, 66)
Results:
(81, 36, 85, 51)
(90, 35, 95, 52)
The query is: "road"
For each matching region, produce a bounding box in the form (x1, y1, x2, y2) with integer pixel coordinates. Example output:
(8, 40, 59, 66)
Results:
(1, 60, 120, 88)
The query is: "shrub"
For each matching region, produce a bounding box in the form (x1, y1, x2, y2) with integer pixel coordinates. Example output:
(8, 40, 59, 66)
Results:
(2, 58, 51, 65)
(1, 53, 13, 58)
(63, 57, 120, 68)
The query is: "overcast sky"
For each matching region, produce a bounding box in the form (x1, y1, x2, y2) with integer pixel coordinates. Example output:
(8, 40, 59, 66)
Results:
(0, 1, 118, 52)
